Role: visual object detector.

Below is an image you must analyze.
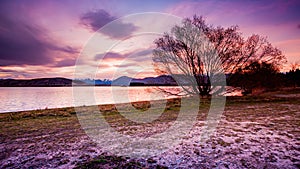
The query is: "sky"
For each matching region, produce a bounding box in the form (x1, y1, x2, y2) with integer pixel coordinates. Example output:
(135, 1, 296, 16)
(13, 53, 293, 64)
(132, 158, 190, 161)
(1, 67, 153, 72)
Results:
(0, 0, 299, 79)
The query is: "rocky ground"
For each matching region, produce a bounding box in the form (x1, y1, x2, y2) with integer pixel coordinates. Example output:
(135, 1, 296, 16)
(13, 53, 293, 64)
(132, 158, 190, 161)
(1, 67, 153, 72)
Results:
(0, 89, 299, 168)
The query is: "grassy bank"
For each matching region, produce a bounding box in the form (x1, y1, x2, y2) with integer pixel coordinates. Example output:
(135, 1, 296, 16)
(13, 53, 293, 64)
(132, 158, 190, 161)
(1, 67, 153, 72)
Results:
(0, 89, 299, 168)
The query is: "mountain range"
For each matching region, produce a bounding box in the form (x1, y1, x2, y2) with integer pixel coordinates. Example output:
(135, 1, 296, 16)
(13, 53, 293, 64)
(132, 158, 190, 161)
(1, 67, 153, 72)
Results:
(0, 75, 178, 87)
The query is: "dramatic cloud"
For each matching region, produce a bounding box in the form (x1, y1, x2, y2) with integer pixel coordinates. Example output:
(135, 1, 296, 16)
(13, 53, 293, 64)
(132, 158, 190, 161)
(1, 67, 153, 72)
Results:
(0, 4, 78, 67)
(0, 0, 299, 79)
(80, 9, 138, 39)
(0, 68, 18, 73)
(80, 9, 116, 31)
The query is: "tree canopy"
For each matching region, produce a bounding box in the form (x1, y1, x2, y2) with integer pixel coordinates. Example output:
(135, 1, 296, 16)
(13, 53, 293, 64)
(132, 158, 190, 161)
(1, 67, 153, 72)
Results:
(153, 15, 286, 96)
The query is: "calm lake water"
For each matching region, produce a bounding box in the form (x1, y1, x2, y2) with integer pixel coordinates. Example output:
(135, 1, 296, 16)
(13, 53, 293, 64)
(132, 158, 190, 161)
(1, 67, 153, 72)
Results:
(0, 87, 181, 113)
(0, 86, 241, 113)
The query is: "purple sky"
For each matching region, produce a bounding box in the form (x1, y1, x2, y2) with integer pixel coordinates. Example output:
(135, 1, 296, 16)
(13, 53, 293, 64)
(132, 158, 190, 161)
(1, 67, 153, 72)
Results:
(0, 0, 299, 79)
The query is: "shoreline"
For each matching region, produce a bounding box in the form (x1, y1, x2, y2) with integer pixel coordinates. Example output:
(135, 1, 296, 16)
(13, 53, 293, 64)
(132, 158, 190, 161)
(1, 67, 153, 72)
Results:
(1, 87, 298, 115)
(0, 98, 181, 118)
(2, 86, 299, 114)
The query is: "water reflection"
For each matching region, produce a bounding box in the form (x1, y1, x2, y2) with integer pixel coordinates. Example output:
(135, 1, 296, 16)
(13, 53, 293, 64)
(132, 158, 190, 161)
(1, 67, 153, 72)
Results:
(0, 86, 241, 113)
(0, 87, 178, 113)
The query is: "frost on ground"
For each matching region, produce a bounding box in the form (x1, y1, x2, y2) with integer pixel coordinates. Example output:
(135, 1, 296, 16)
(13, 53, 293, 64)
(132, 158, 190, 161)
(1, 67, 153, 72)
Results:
(153, 102, 299, 169)
(0, 95, 299, 168)
(0, 114, 103, 169)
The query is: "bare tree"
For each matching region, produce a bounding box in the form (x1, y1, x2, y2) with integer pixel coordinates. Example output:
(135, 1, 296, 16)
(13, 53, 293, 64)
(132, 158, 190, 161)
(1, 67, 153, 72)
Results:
(153, 15, 286, 96)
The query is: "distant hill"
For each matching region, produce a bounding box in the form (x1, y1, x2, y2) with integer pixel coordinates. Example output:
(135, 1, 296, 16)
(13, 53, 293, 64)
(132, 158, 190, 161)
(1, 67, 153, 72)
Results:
(0, 75, 179, 87)
(112, 75, 178, 86)
(76, 79, 112, 86)
(0, 78, 72, 87)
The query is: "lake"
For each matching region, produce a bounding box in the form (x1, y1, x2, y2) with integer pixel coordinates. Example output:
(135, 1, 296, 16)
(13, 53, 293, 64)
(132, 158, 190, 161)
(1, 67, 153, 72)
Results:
(0, 86, 241, 113)
(0, 86, 181, 113)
